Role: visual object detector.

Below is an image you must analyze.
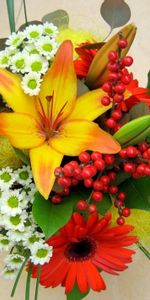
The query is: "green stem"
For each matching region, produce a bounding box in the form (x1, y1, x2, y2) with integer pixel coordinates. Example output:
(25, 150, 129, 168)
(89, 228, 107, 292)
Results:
(25, 263, 32, 300)
(6, 0, 16, 33)
(11, 254, 30, 297)
(34, 265, 41, 300)
(23, 0, 28, 25)
(136, 242, 150, 259)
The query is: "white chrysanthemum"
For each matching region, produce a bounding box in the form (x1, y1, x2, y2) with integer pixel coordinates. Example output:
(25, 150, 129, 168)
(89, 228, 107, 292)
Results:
(24, 24, 43, 42)
(5, 254, 25, 269)
(30, 242, 53, 265)
(43, 22, 58, 37)
(23, 231, 44, 249)
(21, 72, 42, 96)
(0, 234, 13, 251)
(0, 190, 26, 216)
(1, 267, 18, 280)
(16, 165, 32, 186)
(5, 31, 25, 49)
(0, 49, 10, 68)
(3, 212, 27, 231)
(22, 43, 40, 55)
(35, 36, 58, 59)
(0, 167, 16, 190)
(0, 213, 4, 226)
(25, 183, 37, 203)
(26, 54, 49, 74)
(10, 52, 26, 73)
(7, 229, 30, 242)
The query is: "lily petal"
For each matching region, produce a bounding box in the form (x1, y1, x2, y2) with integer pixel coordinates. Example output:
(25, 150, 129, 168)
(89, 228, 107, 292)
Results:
(50, 120, 121, 155)
(0, 112, 45, 148)
(0, 68, 38, 118)
(67, 88, 111, 121)
(30, 144, 63, 199)
(39, 40, 77, 126)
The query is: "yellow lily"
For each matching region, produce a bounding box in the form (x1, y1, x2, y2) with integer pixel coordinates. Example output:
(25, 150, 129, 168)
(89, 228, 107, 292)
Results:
(0, 40, 120, 199)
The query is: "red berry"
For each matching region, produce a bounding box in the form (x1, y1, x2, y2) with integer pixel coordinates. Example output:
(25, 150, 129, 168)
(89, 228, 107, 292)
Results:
(117, 216, 125, 225)
(122, 56, 133, 66)
(108, 50, 118, 61)
(114, 83, 125, 94)
(108, 62, 118, 72)
(109, 185, 118, 194)
(93, 180, 103, 191)
(114, 123, 122, 132)
(114, 200, 123, 208)
(108, 72, 118, 82)
(71, 178, 78, 186)
(102, 82, 112, 93)
(102, 185, 109, 192)
(113, 94, 124, 103)
(124, 163, 136, 174)
(122, 207, 131, 217)
(69, 160, 79, 168)
(138, 142, 148, 152)
(121, 74, 131, 85)
(126, 146, 138, 158)
(62, 187, 70, 196)
(94, 159, 105, 171)
(57, 176, 72, 187)
(74, 167, 83, 180)
(104, 154, 115, 165)
(91, 151, 102, 161)
(106, 118, 116, 128)
(118, 192, 126, 201)
(54, 167, 63, 177)
(101, 175, 110, 185)
(143, 151, 149, 159)
(112, 110, 122, 120)
(92, 191, 103, 202)
(63, 164, 74, 177)
(88, 204, 97, 213)
(144, 166, 150, 176)
(82, 167, 93, 179)
(119, 148, 128, 159)
(79, 151, 90, 163)
(84, 178, 93, 188)
(118, 38, 128, 49)
(51, 194, 62, 204)
(76, 200, 87, 211)
(132, 172, 141, 179)
(136, 164, 145, 174)
(101, 96, 111, 106)
(108, 171, 117, 181)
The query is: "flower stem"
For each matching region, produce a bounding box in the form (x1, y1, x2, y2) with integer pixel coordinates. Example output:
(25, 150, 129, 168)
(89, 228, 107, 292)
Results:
(23, 0, 28, 26)
(34, 265, 41, 300)
(11, 254, 30, 297)
(25, 263, 32, 300)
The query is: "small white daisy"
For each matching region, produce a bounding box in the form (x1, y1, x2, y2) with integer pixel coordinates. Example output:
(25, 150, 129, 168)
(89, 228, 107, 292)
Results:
(0, 234, 13, 251)
(35, 36, 58, 59)
(30, 242, 53, 265)
(22, 43, 40, 55)
(24, 24, 43, 42)
(1, 267, 18, 280)
(5, 31, 25, 49)
(7, 229, 30, 242)
(5, 254, 25, 269)
(0, 167, 15, 190)
(0, 190, 26, 216)
(23, 231, 44, 249)
(0, 213, 4, 226)
(21, 72, 42, 96)
(25, 183, 37, 203)
(10, 52, 26, 74)
(43, 22, 58, 38)
(26, 54, 49, 74)
(16, 165, 32, 187)
(3, 212, 27, 231)
(0, 49, 10, 68)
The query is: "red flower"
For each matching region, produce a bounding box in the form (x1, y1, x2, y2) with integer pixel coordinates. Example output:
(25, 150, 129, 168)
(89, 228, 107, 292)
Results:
(74, 43, 97, 79)
(126, 79, 150, 109)
(31, 212, 137, 294)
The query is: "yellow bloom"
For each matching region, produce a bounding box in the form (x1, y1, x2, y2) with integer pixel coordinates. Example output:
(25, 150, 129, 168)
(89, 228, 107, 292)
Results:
(0, 40, 120, 199)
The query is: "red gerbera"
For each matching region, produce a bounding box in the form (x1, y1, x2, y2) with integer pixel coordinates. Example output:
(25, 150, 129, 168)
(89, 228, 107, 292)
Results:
(126, 79, 150, 109)
(74, 42, 97, 79)
(31, 212, 137, 294)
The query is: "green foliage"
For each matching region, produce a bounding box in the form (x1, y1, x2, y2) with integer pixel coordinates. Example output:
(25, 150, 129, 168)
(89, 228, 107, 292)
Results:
(67, 285, 89, 300)
(147, 70, 150, 94)
(42, 10, 69, 28)
(13, 148, 30, 165)
(120, 177, 150, 211)
(114, 115, 150, 147)
(6, 0, 16, 33)
(100, 0, 131, 30)
(32, 192, 76, 239)
(95, 194, 112, 215)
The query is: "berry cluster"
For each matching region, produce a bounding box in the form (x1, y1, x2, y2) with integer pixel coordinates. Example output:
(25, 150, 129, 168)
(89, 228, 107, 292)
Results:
(101, 37, 134, 132)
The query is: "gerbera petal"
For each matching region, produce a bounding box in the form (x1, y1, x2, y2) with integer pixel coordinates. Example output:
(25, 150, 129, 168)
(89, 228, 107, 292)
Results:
(76, 262, 89, 293)
(50, 120, 121, 156)
(0, 68, 38, 118)
(30, 143, 63, 199)
(39, 40, 77, 125)
(65, 263, 77, 294)
(67, 89, 111, 121)
(84, 261, 106, 291)
(0, 112, 44, 148)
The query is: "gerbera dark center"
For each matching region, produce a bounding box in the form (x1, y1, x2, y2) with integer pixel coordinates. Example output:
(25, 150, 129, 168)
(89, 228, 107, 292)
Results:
(65, 238, 96, 261)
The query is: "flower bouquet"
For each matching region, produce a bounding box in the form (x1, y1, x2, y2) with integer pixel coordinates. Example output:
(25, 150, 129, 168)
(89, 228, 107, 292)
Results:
(0, 1, 150, 300)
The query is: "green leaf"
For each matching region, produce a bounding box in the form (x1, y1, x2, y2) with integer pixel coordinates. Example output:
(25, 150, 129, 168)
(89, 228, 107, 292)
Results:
(120, 177, 150, 211)
(96, 194, 112, 215)
(121, 103, 149, 124)
(114, 171, 130, 185)
(6, 0, 16, 33)
(114, 115, 150, 147)
(13, 148, 30, 165)
(67, 285, 89, 300)
(100, 0, 131, 30)
(147, 70, 150, 94)
(32, 192, 76, 239)
(42, 9, 69, 28)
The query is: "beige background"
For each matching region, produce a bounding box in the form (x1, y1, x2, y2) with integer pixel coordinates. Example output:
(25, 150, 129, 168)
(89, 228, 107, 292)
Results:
(0, 0, 150, 299)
